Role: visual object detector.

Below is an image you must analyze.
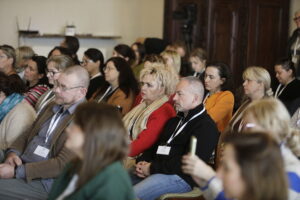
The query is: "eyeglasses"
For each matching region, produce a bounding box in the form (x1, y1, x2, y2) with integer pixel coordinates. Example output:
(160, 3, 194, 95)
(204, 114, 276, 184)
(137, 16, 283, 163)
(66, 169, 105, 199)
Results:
(80, 59, 93, 65)
(53, 81, 83, 91)
(46, 69, 61, 77)
(103, 66, 116, 72)
(294, 16, 300, 21)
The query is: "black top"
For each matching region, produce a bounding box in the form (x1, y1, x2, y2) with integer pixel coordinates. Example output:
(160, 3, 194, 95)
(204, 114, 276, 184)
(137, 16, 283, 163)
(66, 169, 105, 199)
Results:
(276, 78, 300, 115)
(137, 104, 219, 187)
(86, 75, 106, 100)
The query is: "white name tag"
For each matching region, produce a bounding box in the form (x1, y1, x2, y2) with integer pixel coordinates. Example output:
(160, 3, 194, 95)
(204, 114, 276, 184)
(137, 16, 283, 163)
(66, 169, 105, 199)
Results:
(34, 145, 50, 158)
(156, 145, 171, 155)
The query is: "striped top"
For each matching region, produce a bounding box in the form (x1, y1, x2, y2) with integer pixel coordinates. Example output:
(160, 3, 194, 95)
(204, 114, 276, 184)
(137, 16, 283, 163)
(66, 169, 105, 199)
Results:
(25, 84, 50, 107)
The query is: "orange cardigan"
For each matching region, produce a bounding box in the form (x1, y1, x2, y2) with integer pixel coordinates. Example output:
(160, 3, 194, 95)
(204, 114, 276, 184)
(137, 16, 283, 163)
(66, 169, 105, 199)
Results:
(204, 90, 234, 133)
(107, 88, 136, 116)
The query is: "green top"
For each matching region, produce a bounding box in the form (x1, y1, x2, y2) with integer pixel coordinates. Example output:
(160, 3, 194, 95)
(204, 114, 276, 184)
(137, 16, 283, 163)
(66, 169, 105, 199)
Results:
(48, 161, 135, 200)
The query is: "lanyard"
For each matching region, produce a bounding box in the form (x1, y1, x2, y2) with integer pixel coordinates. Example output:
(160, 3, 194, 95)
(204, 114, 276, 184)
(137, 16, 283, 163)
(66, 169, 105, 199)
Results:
(45, 108, 64, 143)
(97, 86, 118, 103)
(166, 107, 205, 144)
(203, 93, 210, 105)
(274, 84, 286, 98)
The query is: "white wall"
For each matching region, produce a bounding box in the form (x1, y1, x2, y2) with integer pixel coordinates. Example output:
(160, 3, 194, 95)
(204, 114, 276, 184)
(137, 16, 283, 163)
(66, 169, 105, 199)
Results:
(0, 0, 164, 59)
(290, 0, 300, 35)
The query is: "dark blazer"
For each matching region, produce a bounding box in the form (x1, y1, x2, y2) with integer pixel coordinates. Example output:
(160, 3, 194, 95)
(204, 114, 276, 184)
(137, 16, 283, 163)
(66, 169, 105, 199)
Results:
(10, 102, 76, 182)
(137, 104, 219, 187)
(86, 75, 106, 100)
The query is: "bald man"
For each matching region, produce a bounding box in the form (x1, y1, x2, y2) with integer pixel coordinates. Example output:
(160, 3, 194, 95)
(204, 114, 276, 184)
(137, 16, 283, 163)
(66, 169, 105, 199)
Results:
(131, 76, 219, 200)
(0, 65, 89, 199)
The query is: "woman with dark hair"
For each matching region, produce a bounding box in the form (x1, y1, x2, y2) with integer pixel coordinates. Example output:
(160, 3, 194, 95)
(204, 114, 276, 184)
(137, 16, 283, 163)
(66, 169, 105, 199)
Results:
(81, 48, 106, 100)
(274, 58, 300, 115)
(0, 72, 36, 150)
(48, 46, 73, 59)
(24, 55, 50, 107)
(113, 44, 136, 66)
(131, 42, 146, 66)
(203, 62, 234, 133)
(183, 133, 288, 200)
(60, 36, 80, 65)
(48, 102, 134, 200)
(91, 57, 139, 115)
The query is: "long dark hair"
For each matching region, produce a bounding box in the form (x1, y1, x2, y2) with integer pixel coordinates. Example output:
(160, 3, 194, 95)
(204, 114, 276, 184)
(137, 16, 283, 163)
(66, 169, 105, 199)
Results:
(29, 55, 49, 87)
(206, 62, 233, 91)
(114, 44, 136, 66)
(84, 48, 104, 70)
(105, 57, 139, 97)
(72, 102, 129, 188)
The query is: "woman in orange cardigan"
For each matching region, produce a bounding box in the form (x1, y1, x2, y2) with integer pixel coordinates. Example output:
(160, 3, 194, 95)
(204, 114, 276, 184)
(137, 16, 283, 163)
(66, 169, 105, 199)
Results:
(203, 62, 234, 133)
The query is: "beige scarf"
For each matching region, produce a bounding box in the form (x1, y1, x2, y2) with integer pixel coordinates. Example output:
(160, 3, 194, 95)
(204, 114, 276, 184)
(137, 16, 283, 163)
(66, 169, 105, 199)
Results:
(123, 95, 169, 140)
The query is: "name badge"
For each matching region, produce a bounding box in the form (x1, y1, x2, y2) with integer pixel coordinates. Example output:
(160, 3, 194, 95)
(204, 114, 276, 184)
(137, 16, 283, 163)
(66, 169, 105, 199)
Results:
(156, 145, 171, 155)
(34, 145, 50, 158)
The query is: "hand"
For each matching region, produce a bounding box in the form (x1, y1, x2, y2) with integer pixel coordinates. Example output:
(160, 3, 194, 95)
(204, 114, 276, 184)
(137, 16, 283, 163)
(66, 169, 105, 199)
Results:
(182, 154, 216, 186)
(0, 163, 15, 179)
(5, 152, 22, 167)
(135, 161, 150, 178)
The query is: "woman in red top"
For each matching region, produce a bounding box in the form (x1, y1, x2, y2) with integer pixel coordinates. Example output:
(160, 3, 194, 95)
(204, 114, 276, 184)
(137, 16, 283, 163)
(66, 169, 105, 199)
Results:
(123, 63, 178, 157)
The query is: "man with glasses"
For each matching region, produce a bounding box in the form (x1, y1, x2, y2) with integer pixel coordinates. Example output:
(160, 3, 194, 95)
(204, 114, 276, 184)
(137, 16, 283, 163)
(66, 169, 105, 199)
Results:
(0, 65, 89, 199)
(288, 9, 300, 78)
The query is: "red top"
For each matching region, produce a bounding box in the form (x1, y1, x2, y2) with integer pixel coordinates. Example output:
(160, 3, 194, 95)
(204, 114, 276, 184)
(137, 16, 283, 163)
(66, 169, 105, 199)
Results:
(129, 102, 176, 157)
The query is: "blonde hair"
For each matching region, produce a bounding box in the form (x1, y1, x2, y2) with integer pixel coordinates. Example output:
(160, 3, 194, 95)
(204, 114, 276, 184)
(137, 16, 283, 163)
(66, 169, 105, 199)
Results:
(140, 63, 179, 96)
(190, 48, 207, 61)
(243, 66, 273, 96)
(243, 98, 300, 157)
(15, 46, 34, 67)
(46, 55, 74, 71)
(161, 50, 181, 74)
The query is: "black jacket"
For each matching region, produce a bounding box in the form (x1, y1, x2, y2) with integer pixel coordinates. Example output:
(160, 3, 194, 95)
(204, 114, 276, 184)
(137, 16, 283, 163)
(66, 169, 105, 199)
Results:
(137, 104, 219, 187)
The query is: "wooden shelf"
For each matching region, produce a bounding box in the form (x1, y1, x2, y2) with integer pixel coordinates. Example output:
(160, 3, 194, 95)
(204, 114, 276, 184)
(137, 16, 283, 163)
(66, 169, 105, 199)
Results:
(19, 33, 121, 39)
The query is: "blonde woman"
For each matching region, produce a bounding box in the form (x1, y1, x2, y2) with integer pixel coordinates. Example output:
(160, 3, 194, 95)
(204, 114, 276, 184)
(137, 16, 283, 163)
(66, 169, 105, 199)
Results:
(161, 50, 181, 74)
(123, 64, 178, 157)
(226, 66, 272, 133)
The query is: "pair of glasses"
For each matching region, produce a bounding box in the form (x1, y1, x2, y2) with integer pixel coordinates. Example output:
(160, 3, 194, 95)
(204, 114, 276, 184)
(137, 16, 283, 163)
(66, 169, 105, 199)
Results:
(53, 81, 83, 91)
(46, 69, 61, 77)
(80, 59, 93, 65)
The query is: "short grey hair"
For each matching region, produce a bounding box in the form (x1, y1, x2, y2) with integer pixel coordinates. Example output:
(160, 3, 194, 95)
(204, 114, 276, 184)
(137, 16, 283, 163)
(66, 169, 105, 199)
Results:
(181, 76, 204, 101)
(63, 65, 89, 89)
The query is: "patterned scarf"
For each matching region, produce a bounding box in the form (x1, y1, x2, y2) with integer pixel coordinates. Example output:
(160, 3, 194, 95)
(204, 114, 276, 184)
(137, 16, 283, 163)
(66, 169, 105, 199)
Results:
(0, 93, 24, 122)
(123, 95, 169, 140)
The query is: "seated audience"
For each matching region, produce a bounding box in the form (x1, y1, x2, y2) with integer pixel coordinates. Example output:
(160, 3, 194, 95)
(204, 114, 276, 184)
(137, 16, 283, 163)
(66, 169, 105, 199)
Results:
(189, 48, 207, 80)
(60, 36, 80, 64)
(35, 55, 74, 114)
(182, 98, 300, 200)
(161, 50, 181, 75)
(15, 46, 35, 80)
(225, 66, 272, 133)
(48, 102, 134, 200)
(91, 57, 139, 115)
(131, 42, 146, 67)
(24, 55, 50, 107)
(0, 72, 36, 150)
(274, 59, 300, 115)
(113, 44, 136, 66)
(81, 48, 106, 100)
(123, 64, 178, 157)
(183, 133, 288, 200)
(203, 62, 234, 133)
(0, 66, 89, 199)
(0, 45, 25, 92)
(130, 77, 219, 200)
